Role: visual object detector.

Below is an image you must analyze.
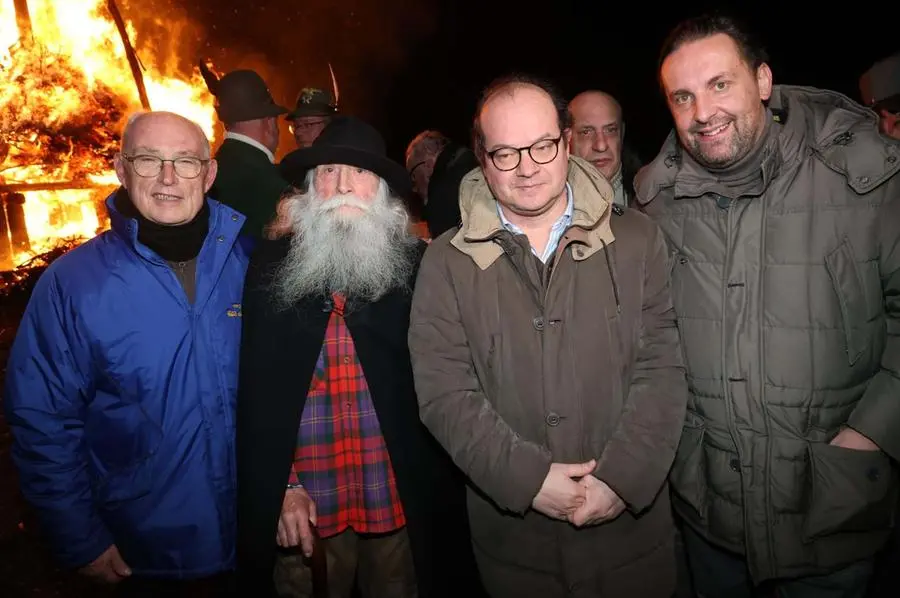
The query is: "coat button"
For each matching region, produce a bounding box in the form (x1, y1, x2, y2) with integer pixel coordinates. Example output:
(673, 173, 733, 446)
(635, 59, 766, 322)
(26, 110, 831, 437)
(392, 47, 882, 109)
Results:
(545, 413, 561, 427)
(533, 317, 545, 331)
(714, 194, 731, 209)
(231, 214, 239, 221)
(574, 248, 584, 258)
(729, 458, 741, 472)
(867, 467, 880, 482)
(216, 235, 225, 242)
(858, 176, 870, 185)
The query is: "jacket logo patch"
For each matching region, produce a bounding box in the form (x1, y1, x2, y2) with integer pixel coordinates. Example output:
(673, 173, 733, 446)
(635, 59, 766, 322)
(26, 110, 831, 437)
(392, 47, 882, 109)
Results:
(227, 303, 242, 318)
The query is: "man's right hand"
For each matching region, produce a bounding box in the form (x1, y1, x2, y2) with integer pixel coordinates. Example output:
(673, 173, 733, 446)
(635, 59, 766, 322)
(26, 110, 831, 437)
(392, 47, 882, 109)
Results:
(277, 487, 318, 557)
(78, 544, 131, 584)
(531, 460, 596, 519)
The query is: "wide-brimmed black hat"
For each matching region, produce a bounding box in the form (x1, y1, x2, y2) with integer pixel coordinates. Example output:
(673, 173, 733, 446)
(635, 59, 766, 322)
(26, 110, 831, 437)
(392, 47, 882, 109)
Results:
(280, 116, 411, 197)
(211, 69, 288, 124)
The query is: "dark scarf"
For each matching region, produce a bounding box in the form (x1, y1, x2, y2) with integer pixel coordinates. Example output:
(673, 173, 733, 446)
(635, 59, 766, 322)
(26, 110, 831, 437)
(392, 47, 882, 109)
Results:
(114, 187, 210, 262)
(705, 110, 778, 199)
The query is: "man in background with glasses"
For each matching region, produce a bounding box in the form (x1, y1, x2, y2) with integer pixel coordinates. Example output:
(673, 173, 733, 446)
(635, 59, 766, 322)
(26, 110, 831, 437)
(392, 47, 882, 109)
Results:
(5, 111, 249, 596)
(286, 88, 337, 149)
(409, 74, 687, 597)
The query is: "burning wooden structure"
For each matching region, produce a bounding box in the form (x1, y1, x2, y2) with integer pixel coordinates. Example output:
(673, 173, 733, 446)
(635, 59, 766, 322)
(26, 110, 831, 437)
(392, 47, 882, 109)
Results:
(0, 0, 218, 272)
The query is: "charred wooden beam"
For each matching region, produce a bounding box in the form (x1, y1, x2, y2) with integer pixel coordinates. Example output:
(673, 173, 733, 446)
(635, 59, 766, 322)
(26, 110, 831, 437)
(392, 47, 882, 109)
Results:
(106, 0, 151, 111)
(0, 195, 12, 268)
(0, 180, 110, 193)
(4, 192, 30, 253)
(12, 0, 33, 48)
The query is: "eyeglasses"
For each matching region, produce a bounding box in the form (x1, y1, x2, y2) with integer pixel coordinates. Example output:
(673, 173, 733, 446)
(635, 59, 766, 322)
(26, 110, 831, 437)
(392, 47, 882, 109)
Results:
(289, 120, 327, 134)
(486, 136, 563, 171)
(123, 154, 208, 179)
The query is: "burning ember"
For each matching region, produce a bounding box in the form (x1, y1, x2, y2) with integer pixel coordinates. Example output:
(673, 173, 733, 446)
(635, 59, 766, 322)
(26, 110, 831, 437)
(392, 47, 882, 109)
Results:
(0, 0, 217, 270)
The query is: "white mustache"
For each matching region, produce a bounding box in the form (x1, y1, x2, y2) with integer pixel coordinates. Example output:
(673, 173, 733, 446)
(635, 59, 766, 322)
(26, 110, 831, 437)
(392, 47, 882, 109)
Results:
(318, 195, 372, 213)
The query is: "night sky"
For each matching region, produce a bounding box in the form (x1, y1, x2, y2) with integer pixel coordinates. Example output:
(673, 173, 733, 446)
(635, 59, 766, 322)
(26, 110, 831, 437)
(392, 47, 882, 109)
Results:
(123, 0, 896, 163)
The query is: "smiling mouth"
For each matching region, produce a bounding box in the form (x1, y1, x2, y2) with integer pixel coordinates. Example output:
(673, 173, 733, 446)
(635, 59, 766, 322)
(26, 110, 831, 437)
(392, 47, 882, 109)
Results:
(153, 193, 183, 202)
(696, 122, 731, 138)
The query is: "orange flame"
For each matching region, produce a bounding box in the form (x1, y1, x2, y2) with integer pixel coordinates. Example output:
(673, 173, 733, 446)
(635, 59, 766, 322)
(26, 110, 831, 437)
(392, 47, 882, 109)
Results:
(0, 0, 217, 269)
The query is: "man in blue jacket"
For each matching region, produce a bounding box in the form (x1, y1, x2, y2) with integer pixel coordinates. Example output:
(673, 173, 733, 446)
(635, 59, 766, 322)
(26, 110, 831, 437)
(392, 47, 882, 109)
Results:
(4, 110, 249, 595)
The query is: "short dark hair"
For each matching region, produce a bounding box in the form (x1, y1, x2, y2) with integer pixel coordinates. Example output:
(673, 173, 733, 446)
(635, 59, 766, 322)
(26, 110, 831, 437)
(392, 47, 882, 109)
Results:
(658, 13, 768, 75)
(471, 73, 572, 160)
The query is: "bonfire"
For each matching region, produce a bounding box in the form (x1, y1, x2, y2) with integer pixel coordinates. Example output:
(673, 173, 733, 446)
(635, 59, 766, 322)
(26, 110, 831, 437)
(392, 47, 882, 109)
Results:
(0, 0, 217, 274)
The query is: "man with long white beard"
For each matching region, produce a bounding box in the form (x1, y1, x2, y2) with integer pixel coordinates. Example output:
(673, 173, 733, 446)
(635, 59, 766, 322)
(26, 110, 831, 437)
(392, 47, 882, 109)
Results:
(235, 116, 483, 598)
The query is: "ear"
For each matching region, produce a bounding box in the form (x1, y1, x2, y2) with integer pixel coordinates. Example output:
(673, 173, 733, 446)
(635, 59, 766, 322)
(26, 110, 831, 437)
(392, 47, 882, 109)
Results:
(203, 159, 218, 194)
(563, 127, 573, 147)
(114, 153, 128, 187)
(756, 63, 773, 102)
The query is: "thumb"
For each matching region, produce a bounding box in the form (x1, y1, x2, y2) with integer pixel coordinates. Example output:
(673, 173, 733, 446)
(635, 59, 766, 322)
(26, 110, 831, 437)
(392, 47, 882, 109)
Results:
(109, 547, 132, 577)
(563, 459, 597, 478)
(308, 500, 318, 527)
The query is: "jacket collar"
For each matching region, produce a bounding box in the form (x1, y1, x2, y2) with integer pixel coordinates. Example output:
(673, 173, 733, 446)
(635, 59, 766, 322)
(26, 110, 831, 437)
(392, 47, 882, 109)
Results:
(451, 156, 616, 270)
(106, 190, 246, 265)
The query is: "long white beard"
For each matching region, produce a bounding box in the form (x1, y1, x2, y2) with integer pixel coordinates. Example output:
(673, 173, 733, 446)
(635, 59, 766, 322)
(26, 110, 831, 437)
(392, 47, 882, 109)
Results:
(272, 177, 418, 308)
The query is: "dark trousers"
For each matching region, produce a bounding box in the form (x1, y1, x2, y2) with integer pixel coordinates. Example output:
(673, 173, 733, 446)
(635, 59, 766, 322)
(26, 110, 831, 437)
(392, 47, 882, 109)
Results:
(117, 573, 235, 597)
(681, 524, 872, 598)
(273, 527, 417, 598)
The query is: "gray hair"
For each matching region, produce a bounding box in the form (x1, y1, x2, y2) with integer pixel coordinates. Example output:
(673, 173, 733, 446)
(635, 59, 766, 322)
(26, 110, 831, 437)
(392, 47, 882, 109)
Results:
(120, 111, 211, 159)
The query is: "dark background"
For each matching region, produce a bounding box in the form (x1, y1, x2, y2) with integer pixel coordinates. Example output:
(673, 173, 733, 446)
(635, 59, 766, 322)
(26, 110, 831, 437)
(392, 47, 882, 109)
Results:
(148, 0, 899, 162)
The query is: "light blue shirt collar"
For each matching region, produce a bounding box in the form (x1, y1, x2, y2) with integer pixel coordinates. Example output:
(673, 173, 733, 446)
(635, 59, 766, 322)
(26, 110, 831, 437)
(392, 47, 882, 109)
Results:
(497, 183, 574, 263)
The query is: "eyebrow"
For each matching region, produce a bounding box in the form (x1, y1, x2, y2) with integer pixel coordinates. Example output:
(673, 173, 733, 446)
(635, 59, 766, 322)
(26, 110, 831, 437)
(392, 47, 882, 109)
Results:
(128, 147, 202, 158)
(670, 72, 732, 98)
(486, 132, 558, 153)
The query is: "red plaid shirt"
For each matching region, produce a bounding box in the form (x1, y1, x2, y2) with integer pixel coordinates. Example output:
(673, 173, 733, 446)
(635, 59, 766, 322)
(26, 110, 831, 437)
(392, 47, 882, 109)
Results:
(288, 293, 406, 538)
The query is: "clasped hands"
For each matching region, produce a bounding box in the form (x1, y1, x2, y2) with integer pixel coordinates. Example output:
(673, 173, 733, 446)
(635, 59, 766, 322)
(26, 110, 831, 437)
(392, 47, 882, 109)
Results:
(531, 459, 625, 527)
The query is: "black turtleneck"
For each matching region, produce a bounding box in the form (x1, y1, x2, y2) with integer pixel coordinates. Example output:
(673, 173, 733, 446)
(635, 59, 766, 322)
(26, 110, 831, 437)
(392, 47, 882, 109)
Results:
(114, 187, 210, 262)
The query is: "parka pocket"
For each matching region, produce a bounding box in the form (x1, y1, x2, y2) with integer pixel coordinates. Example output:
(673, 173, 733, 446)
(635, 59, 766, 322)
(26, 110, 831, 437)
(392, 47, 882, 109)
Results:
(825, 238, 867, 365)
(669, 423, 707, 520)
(802, 442, 896, 541)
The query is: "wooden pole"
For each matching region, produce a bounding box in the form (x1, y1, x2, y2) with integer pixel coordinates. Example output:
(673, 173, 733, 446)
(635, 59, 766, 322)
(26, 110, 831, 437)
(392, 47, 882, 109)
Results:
(0, 180, 109, 193)
(106, 0, 151, 111)
(12, 0, 33, 48)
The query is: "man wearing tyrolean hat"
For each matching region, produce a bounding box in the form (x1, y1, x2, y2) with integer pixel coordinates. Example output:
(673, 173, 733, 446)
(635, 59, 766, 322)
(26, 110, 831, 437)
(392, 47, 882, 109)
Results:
(286, 88, 338, 149)
(208, 69, 292, 239)
(235, 116, 483, 598)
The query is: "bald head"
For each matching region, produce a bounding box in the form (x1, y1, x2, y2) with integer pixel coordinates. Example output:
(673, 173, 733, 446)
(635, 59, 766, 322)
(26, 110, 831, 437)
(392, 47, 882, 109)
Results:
(569, 91, 622, 122)
(122, 111, 210, 159)
(567, 90, 624, 180)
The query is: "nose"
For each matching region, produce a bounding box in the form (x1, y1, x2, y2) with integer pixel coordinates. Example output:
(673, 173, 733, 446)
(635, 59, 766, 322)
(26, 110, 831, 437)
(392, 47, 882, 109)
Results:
(592, 133, 609, 153)
(159, 160, 177, 185)
(515, 151, 539, 177)
(693, 93, 716, 124)
(336, 166, 353, 194)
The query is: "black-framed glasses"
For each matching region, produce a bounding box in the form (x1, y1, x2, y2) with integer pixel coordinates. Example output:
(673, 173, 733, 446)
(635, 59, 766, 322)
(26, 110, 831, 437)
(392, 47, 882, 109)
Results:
(486, 136, 563, 171)
(123, 154, 208, 179)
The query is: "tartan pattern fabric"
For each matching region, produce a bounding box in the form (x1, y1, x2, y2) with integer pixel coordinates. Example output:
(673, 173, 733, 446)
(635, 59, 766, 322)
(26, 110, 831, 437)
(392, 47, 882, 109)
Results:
(288, 293, 406, 538)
